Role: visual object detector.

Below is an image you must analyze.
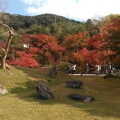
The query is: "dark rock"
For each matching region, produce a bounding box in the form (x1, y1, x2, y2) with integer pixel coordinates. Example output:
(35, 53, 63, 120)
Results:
(48, 66, 57, 77)
(66, 80, 83, 88)
(104, 74, 109, 79)
(104, 73, 114, 79)
(68, 94, 94, 102)
(36, 83, 53, 100)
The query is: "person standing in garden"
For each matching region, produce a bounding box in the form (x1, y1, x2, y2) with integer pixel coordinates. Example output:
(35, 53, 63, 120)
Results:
(71, 64, 76, 74)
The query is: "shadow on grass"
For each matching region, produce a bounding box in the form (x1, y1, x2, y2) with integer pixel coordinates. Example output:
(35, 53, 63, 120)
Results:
(10, 66, 120, 119)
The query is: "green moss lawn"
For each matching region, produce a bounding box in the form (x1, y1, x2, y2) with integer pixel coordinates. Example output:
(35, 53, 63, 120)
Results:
(0, 66, 120, 120)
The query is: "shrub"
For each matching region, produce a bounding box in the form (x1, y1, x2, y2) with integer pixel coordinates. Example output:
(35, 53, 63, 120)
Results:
(56, 61, 71, 72)
(8, 52, 39, 68)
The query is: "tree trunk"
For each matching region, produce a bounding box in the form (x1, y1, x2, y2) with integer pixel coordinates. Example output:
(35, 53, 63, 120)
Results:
(0, 30, 13, 69)
(1, 53, 6, 69)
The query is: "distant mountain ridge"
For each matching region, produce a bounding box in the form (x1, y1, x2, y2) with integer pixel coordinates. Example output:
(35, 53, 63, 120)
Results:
(5, 13, 81, 30)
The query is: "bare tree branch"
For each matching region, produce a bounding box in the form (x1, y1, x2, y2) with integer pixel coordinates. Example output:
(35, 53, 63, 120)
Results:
(0, 20, 10, 30)
(0, 47, 5, 52)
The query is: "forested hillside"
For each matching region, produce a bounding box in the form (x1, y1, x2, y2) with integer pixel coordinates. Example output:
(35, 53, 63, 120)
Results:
(1, 13, 102, 39)
(7, 13, 81, 29)
(2, 13, 87, 42)
(0, 13, 120, 70)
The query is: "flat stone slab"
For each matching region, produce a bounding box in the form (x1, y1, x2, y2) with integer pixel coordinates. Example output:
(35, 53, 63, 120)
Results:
(68, 94, 94, 102)
(66, 80, 83, 88)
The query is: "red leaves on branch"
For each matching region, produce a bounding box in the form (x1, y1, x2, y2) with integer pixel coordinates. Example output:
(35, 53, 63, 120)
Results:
(15, 51, 23, 57)
(63, 31, 88, 50)
(29, 34, 48, 47)
(29, 47, 39, 54)
(0, 41, 5, 48)
(9, 51, 39, 68)
(88, 34, 103, 49)
(21, 34, 65, 64)
(21, 34, 33, 44)
(101, 16, 120, 64)
(80, 47, 89, 56)
(72, 47, 89, 62)
(16, 54, 39, 68)
(63, 32, 89, 63)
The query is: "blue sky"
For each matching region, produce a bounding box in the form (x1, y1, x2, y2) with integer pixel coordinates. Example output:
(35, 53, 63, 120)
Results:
(6, 0, 120, 21)
(7, 0, 28, 16)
